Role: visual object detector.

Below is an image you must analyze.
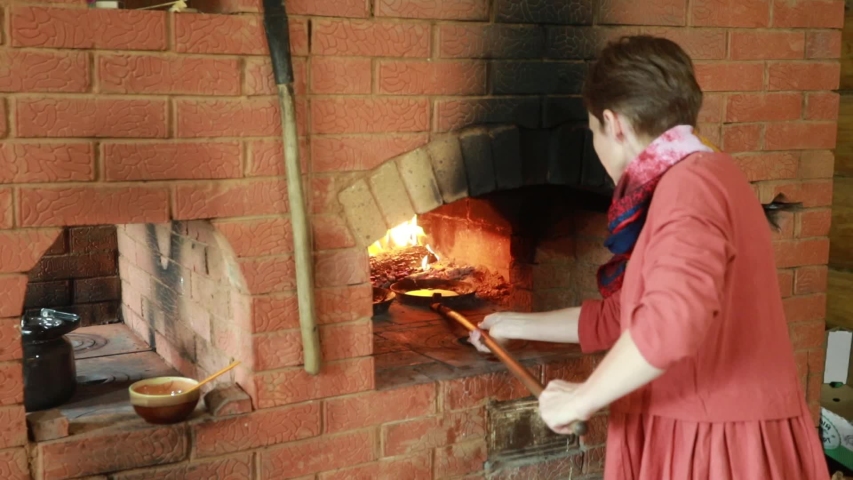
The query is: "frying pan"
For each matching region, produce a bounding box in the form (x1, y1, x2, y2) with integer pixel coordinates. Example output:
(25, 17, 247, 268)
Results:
(430, 303, 588, 437)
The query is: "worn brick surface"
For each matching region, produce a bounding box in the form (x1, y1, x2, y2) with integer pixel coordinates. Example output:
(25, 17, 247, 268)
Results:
(254, 357, 373, 408)
(0, 448, 29, 480)
(11, 7, 166, 50)
(112, 455, 253, 480)
(255, 321, 371, 370)
(0, 362, 23, 405)
(338, 179, 388, 246)
(0, 318, 21, 362)
(376, 0, 488, 20)
(103, 142, 241, 181)
(238, 256, 295, 294)
(194, 402, 320, 457)
(0, 143, 94, 184)
(19, 187, 168, 226)
(805, 92, 840, 120)
(768, 62, 841, 91)
(98, 54, 240, 95)
(492, 61, 586, 95)
(214, 217, 292, 257)
(312, 19, 430, 57)
(441, 370, 536, 411)
(369, 161, 417, 227)
(312, 98, 429, 134)
(690, 0, 770, 27)
(806, 30, 842, 59)
(244, 57, 307, 96)
(731, 153, 799, 182)
(26, 409, 68, 442)
(315, 249, 369, 287)
(726, 93, 802, 122)
(325, 383, 436, 433)
(730, 31, 805, 60)
(310, 57, 371, 95)
(175, 97, 292, 138)
(318, 452, 431, 480)
(260, 431, 375, 479)
(722, 124, 762, 153)
(174, 13, 267, 54)
(0, 190, 10, 230)
(599, 0, 686, 25)
(0, 276, 28, 318)
(286, 0, 369, 17)
(765, 122, 837, 151)
(427, 137, 469, 203)
(173, 180, 287, 220)
(0, 406, 25, 449)
(396, 148, 443, 214)
(694, 63, 764, 92)
(0, 50, 89, 93)
(383, 408, 485, 456)
(494, 0, 594, 24)
(379, 60, 487, 95)
(39, 424, 188, 480)
(0, 229, 61, 273)
(436, 98, 541, 131)
(16, 98, 167, 138)
(434, 440, 488, 478)
(312, 134, 427, 173)
(772, 0, 844, 28)
(438, 24, 545, 59)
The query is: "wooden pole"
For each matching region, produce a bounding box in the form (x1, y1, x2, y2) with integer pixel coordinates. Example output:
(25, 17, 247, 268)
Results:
(431, 303, 588, 436)
(262, 0, 321, 375)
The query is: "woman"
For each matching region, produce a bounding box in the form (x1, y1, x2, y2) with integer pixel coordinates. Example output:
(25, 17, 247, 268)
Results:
(472, 36, 829, 479)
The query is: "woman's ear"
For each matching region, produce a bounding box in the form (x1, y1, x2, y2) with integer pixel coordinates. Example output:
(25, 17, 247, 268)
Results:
(601, 109, 623, 142)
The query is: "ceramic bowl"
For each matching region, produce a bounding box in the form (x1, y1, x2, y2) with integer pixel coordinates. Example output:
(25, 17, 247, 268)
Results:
(128, 376, 200, 424)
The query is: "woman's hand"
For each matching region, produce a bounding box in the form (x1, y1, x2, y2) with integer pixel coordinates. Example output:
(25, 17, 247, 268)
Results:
(538, 379, 594, 435)
(469, 312, 527, 353)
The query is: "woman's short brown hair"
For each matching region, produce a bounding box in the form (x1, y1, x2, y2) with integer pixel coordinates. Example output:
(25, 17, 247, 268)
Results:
(582, 35, 702, 139)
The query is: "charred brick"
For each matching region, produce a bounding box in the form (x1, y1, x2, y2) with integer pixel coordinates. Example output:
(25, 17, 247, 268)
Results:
(545, 26, 599, 59)
(459, 128, 497, 197)
(492, 61, 586, 95)
(440, 98, 541, 131)
(28, 253, 118, 282)
(24, 280, 72, 308)
(549, 124, 585, 185)
(543, 97, 587, 128)
(481, 25, 546, 59)
(427, 137, 469, 204)
(74, 276, 121, 303)
(494, 0, 595, 25)
(44, 231, 68, 256)
(490, 125, 524, 190)
(521, 129, 551, 186)
(581, 130, 609, 190)
(69, 225, 118, 253)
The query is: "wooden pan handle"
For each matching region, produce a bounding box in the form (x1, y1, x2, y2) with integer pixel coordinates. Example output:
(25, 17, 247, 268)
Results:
(431, 303, 588, 437)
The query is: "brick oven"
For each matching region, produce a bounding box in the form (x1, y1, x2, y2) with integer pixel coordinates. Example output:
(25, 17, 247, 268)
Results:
(0, 0, 840, 478)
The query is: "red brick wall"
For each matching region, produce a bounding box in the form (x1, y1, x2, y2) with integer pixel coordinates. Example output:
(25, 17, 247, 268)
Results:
(25, 226, 122, 326)
(0, 0, 842, 478)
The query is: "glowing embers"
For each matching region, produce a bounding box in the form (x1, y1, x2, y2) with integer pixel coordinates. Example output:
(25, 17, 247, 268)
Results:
(368, 216, 440, 289)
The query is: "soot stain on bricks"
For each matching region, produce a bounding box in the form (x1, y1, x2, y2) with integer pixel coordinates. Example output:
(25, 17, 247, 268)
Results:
(143, 222, 189, 356)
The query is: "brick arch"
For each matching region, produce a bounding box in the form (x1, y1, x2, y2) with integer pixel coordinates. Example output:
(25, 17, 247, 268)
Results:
(336, 123, 609, 247)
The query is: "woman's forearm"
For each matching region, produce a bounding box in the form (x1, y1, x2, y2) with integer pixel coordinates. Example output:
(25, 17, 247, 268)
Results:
(501, 307, 582, 344)
(575, 329, 664, 415)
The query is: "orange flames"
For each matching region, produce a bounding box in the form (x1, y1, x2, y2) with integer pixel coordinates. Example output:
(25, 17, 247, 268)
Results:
(368, 216, 438, 271)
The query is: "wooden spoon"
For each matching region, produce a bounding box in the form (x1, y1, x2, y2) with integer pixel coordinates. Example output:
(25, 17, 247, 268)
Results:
(182, 361, 241, 395)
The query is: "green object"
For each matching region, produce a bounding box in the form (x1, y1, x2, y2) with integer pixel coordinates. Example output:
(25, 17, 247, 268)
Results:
(823, 407, 853, 471)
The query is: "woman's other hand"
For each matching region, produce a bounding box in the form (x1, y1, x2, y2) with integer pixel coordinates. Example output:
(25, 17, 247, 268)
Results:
(469, 312, 525, 353)
(539, 379, 592, 435)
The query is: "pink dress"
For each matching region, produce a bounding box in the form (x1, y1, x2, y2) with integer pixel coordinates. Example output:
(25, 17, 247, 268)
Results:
(578, 152, 829, 479)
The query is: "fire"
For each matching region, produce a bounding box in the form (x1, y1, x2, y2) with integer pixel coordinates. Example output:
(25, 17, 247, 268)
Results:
(368, 215, 426, 256)
(368, 216, 439, 271)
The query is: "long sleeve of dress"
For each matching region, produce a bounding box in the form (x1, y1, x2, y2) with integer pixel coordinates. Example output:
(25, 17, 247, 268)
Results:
(577, 294, 622, 353)
(625, 171, 732, 370)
